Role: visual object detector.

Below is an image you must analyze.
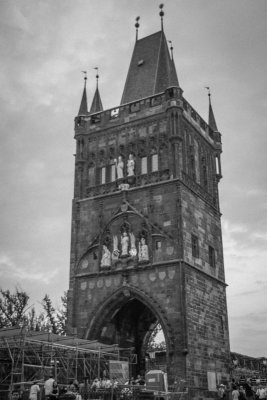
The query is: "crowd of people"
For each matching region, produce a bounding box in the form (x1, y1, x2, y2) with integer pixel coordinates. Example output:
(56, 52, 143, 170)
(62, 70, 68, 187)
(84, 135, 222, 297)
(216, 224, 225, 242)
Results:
(218, 378, 267, 399)
(9, 373, 145, 400)
(9, 374, 267, 400)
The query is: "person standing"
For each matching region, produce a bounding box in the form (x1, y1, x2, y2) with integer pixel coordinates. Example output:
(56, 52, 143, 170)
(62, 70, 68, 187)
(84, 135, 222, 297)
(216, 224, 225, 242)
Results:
(49, 381, 59, 399)
(238, 386, 246, 400)
(244, 380, 255, 400)
(232, 386, 239, 400)
(256, 385, 267, 399)
(217, 384, 226, 399)
(44, 374, 55, 399)
(29, 381, 40, 400)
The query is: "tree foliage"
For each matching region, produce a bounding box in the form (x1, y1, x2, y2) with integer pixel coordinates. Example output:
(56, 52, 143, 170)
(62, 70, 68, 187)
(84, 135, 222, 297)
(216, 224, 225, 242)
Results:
(42, 292, 67, 335)
(0, 288, 29, 328)
(147, 322, 166, 352)
(24, 307, 46, 332)
(0, 288, 67, 335)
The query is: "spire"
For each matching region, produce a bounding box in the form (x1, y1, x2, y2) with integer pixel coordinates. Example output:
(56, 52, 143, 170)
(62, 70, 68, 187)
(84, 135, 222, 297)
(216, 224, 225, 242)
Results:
(121, 30, 179, 105)
(89, 68, 103, 114)
(169, 57, 179, 88)
(78, 72, 88, 116)
(206, 87, 218, 131)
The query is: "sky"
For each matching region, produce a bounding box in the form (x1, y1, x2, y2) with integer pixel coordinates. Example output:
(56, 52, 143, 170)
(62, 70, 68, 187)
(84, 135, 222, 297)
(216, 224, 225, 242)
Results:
(0, 0, 266, 358)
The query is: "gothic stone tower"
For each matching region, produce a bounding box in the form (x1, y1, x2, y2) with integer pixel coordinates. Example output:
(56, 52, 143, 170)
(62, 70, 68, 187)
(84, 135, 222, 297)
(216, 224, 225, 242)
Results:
(67, 21, 230, 400)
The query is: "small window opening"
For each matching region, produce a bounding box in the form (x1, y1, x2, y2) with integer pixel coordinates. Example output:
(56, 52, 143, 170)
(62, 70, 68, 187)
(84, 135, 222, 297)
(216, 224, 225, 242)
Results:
(141, 157, 147, 174)
(152, 154, 158, 172)
(101, 167, 106, 184)
(191, 234, 199, 258)
(209, 245, 215, 267)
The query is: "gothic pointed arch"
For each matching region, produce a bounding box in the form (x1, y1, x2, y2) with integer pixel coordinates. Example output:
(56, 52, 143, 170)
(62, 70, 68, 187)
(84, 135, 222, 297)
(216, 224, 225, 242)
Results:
(84, 284, 174, 354)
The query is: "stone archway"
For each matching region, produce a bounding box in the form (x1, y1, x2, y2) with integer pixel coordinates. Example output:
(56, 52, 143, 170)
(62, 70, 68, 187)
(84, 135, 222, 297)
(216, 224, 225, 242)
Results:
(85, 286, 169, 376)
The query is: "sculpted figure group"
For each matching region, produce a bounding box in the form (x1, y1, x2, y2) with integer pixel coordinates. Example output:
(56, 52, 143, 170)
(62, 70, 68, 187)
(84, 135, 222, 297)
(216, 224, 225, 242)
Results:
(114, 154, 135, 179)
(100, 230, 149, 268)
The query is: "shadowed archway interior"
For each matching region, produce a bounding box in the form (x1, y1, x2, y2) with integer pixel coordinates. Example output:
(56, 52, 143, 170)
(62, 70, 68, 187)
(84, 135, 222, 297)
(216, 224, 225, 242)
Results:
(87, 296, 165, 375)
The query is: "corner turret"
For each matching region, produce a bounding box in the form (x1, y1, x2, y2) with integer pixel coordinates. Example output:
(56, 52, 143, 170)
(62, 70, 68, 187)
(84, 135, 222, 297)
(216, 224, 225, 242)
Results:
(89, 68, 103, 114)
(207, 88, 222, 180)
(78, 73, 88, 116)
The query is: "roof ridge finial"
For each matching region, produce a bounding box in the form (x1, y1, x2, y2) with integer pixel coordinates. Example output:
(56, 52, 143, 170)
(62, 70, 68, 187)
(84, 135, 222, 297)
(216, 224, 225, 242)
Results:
(93, 67, 99, 88)
(205, 86, 211, 104)
(135, 16, 140, 41)
(168, 40, 173, 60)
(81, 70, 87, 87)
(159, 4, 164, 31)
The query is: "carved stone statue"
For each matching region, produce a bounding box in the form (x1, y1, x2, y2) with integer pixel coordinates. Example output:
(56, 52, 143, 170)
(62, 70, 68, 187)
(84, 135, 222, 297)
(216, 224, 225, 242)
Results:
(129, 232, 137, 256)
(127, 154, 135, 176)
(121, 230, 129, 256)
(138, 237, 149, 261)
(115, 156, 124, 179)
(100, 245, 111, 267)
(112, 235, 120, 260)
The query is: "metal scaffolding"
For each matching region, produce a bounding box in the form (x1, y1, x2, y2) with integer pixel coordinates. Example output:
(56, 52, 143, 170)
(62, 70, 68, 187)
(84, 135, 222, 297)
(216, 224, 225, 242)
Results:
(0, 326, 129, 397)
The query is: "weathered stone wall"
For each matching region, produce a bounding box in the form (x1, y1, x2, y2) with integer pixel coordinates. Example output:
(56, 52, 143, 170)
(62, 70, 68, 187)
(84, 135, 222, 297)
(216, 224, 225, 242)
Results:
(185, 265, 230, 399)
(181, 185, 225, 281)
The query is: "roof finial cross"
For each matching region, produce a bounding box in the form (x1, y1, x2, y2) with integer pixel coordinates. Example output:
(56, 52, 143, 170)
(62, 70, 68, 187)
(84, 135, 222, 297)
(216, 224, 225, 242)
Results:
(93, 67, 99, 88)
(81, 71, 87, 87)
(135, 16, 140, 41)
(159, 4, 164, 31)
(205, 86, 211, 103)
(168, 40, 173, 60)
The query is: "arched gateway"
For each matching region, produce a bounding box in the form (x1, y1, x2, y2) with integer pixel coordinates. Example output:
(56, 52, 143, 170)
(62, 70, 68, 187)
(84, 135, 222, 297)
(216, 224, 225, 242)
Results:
(85, 286, 171, 374)
(67, 9, 231, 400)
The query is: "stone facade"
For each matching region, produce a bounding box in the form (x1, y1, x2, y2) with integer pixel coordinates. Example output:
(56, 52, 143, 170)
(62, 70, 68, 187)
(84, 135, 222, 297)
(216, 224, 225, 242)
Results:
(67, 29, 230, 400)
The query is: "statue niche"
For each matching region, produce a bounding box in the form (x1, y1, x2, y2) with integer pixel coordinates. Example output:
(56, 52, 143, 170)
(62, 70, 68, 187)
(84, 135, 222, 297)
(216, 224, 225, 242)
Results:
(100, 244, 112, 268)
(112, 227, 137, 259)
(99, 220, 149, 269)
(138, 236, 149, 262)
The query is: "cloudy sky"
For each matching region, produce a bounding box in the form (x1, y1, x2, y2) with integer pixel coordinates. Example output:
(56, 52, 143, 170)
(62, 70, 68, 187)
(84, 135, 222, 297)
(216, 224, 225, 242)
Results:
(0, 0, 266, 358)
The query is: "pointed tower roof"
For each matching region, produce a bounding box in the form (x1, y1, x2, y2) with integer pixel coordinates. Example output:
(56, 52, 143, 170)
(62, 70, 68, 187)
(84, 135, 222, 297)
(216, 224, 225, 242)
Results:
(78, 76, 88, 116)
(89, 71, 103, 114)
(120, 30, 179, 105)
(208, 93, 218, 131)
(89, 87, 103, 114)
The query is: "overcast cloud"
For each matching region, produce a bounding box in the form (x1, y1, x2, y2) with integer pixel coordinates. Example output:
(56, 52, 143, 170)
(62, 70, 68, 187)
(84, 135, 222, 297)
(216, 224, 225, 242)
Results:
(0, 0, 266, 357)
